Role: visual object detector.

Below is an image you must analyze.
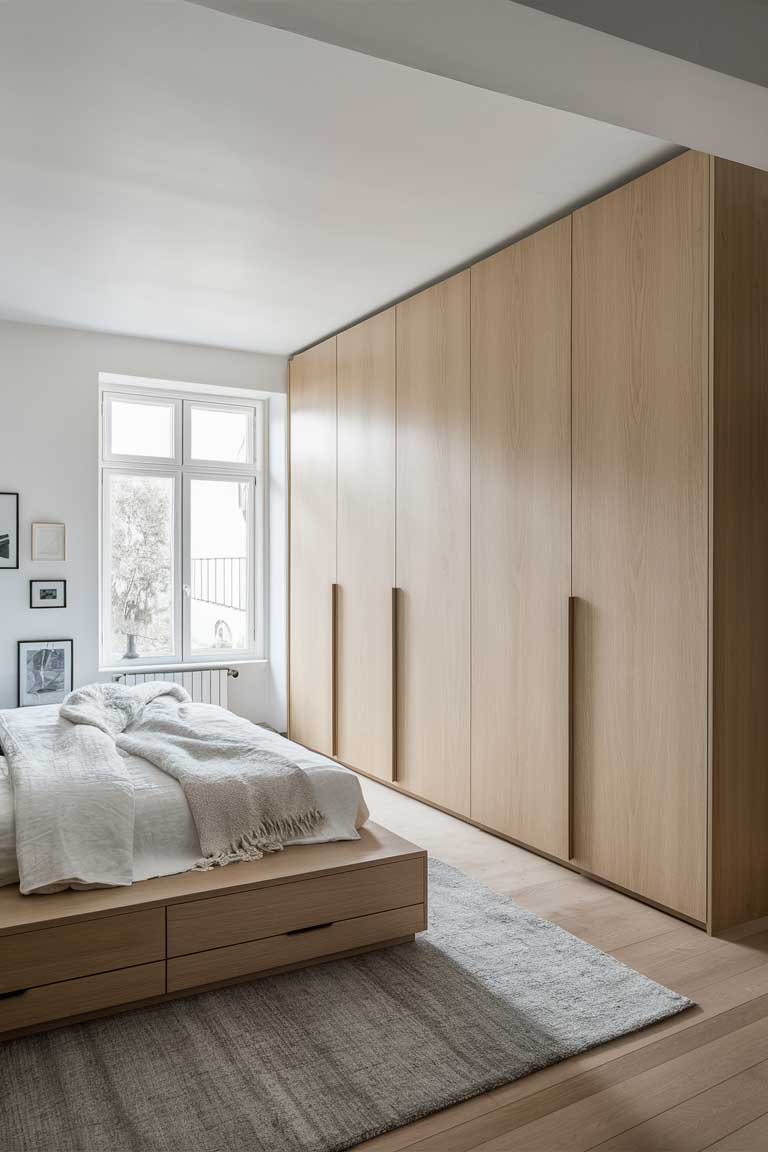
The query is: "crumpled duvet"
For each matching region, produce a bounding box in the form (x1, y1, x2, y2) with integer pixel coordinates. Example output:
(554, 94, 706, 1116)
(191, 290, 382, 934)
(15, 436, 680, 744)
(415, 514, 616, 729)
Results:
(0, 681, 323, 894)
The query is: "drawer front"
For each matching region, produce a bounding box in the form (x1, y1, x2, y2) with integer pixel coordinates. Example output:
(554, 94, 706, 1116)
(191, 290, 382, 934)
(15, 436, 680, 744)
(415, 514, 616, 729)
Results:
(0, 961, 166, 1034)
(167, 857, 425, 957)
(0, 909, 165, 994)
(168, 903, 425, 991)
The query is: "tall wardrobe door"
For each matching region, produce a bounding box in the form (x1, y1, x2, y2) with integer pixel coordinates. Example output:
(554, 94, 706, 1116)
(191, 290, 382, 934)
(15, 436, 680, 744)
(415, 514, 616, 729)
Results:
(289, 336, 337, 756)
(396, 272, 471, 815)
(572, 150, 709, 921)
(470, 218, 572, 858)
(336, 310, 396, 780)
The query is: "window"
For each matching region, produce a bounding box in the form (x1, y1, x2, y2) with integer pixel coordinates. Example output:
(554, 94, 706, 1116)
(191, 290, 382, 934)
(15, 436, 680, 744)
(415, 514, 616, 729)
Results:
(100, 387, 264, 667)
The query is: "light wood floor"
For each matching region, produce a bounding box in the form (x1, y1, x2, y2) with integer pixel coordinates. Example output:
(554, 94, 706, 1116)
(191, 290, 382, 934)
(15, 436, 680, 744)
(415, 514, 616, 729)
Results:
(354, 774, 768, 1152)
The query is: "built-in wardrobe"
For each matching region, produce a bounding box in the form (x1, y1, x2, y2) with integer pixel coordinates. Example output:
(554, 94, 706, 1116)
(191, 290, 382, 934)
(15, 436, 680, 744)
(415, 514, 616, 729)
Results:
(289, 150, 768, 934)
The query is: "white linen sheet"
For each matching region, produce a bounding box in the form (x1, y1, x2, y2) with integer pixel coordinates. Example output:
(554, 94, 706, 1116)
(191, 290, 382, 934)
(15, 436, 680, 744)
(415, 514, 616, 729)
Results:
(0, 702, 135, 893)
(0, 707, 369, 889)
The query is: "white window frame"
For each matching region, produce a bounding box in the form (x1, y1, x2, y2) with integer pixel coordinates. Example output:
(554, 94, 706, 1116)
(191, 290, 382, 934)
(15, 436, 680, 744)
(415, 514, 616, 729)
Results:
(183, 399, 256, 471)
(102, 392, 182, 466)
(99, 383, 266, 669)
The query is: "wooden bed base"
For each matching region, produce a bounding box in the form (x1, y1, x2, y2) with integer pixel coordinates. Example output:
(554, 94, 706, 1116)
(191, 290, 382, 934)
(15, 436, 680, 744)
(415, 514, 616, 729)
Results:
(0, 823, 427, 1040)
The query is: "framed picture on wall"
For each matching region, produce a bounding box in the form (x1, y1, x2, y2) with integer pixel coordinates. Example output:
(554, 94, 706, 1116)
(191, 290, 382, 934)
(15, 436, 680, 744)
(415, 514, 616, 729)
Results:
(30, 579, 67, 609)
(31, 522, 66, 562)
(17, 639, 73, 707)
(0, 492, 19, 569)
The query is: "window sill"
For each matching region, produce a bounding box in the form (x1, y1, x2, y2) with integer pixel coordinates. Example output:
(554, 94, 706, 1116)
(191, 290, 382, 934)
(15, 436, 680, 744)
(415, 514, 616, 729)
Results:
(99, 658, 267, 674)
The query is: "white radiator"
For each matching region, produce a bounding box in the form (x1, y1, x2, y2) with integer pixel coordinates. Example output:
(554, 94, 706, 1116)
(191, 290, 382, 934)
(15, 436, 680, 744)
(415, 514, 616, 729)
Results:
(113, 667, 235, 708)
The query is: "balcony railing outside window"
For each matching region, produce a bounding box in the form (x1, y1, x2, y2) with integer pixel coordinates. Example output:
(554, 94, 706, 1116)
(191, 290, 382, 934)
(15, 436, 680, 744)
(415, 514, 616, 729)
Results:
(191, 556, 248, 613)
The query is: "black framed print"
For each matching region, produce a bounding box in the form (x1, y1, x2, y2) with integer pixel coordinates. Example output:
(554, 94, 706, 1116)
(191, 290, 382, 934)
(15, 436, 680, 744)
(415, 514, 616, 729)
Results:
(0, 492, 19, 569)
(30, 579, 67, 609)
(17, 639, 73, 707)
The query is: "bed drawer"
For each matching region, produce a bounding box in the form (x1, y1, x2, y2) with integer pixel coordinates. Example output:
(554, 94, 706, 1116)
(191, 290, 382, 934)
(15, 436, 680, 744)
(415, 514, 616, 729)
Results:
(167, 857, 425, 957)
(0, 961, 165, 1035)
(0, 909, 165, 994)
(168, 902, 425, 991)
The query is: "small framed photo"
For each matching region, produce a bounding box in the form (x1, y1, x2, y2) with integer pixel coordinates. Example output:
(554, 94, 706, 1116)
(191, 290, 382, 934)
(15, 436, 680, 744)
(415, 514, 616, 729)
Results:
(18, 639, 73, 707)
(30, 579, 67, 609)
(0, 492, 19, 569)
(32, 522, 66, 562)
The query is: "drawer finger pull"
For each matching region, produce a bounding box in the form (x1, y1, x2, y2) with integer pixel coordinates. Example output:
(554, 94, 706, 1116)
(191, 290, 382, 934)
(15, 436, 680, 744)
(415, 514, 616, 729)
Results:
(285, 922, 334, 937)
(0, 988, 29, 1000)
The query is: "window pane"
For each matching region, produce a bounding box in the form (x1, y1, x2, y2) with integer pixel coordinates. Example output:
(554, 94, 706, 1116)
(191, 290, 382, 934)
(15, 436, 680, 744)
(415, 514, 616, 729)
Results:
(110, 399, 174, 458)
(108, 474, 175, 662)
(190, 407, 250, 463)
(190, 479, 249, 652)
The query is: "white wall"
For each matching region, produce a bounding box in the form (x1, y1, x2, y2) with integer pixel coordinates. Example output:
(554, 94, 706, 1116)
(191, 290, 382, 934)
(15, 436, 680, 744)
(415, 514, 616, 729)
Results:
(0, 319, 288, 726)
(203, 0, 768, 172)
(518, 0, 768, 88)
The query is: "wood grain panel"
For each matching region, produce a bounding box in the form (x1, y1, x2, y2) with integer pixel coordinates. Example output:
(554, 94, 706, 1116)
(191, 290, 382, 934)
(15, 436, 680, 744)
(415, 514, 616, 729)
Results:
(572, 150, 709, 921)
(0, 822, 426, 1037)
(289, 336, 337, 755)
(0, 962, 165, 1035)
(336, 310, 396, 780)
(395, 272, 471, 815)
(470, 217, 572, 859)
(710, 158, 768, 932)
(167, 857, 424, 956)
(0, 908, 165, 994)
(0, 824, 424, 937)
(168, 904, 426, 991)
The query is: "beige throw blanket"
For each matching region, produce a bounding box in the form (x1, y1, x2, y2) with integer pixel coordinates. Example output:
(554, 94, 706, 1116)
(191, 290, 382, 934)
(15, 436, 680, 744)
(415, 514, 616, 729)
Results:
(63, 683, 324, 870)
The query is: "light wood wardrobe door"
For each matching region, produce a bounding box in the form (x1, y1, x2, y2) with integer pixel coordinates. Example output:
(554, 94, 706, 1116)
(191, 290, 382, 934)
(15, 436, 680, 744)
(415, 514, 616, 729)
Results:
(572, 150, 709, 921)
(289, 336, 337, 755)
(710, 158, 768, 932)
(336, 310, 396, 780)
(396, 273, 471, 814)
(470, 218, 572, 857)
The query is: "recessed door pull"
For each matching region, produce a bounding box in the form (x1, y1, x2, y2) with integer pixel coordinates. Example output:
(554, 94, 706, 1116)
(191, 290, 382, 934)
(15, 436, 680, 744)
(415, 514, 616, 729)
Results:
(285, 922, 334, 937)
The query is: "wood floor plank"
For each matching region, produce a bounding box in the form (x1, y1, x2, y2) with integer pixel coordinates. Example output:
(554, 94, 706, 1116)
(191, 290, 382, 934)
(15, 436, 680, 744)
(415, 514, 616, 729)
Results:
(614, 928, 768, 996)
(592, 1060, 768, 1149)
(705, 1110, 768, 1150)
(510, 876, 678, 952)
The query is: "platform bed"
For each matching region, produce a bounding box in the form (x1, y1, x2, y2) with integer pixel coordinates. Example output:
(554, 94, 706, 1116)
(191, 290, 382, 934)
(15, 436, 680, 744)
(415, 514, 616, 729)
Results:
(0, 823, 427, 1040)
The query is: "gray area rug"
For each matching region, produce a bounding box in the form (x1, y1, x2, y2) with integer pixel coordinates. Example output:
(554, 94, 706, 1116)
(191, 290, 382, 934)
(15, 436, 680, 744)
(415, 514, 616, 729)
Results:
(0, 859, 691, 1152)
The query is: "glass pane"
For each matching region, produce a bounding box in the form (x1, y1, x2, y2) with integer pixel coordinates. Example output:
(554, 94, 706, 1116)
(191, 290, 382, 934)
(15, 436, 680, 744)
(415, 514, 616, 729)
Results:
(190, 479, 249, 652)
(110, 399, 174, 458)
(108, 474, 175, 662)
(190, 406, 250, 463)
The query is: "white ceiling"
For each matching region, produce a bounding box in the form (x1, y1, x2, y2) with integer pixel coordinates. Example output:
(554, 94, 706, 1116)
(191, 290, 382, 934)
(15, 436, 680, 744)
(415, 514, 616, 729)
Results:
(0, 0, 676, 355)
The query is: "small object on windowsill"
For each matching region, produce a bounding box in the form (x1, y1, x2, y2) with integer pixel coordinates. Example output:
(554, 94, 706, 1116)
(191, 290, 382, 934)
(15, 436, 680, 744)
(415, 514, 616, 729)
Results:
(123, 634, 139, 660)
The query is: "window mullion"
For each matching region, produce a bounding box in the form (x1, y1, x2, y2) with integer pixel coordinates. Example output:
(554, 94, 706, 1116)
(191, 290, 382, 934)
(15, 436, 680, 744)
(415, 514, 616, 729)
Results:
(180, 468, 190, 665)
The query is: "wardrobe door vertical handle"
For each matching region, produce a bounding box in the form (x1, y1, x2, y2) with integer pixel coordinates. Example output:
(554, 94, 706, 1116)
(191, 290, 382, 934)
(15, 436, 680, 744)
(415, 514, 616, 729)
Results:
(332, 583, 339, 758)
(568, 595, 576, 861)
(392, 587, 399, 782)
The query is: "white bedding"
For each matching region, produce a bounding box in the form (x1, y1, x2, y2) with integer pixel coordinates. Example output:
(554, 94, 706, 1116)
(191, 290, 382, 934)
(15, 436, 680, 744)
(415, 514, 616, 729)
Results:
(0, 706, 368, 888)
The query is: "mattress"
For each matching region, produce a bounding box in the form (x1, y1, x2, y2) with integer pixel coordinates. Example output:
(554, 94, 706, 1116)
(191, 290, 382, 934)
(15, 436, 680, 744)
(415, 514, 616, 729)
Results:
(0, 710, 368, 888)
